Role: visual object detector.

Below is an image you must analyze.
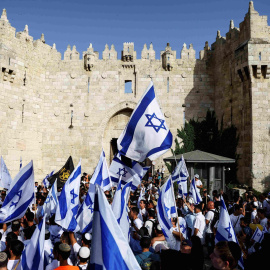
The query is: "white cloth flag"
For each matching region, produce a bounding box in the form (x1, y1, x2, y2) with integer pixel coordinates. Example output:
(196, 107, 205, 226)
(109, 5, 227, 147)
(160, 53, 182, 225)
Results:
(21, 215, 46, 270)
(0, 161, 34, 223)
(76, 183, 95, 233)
(42, 179, 58, 219)
(112, 181, 132, 241)
(55, 160, 81, 232)
(251, 227, 264, 243)
(171, 155, 189, 196)
(42, 170, 54, 189)
(156, 177, 179, 251)
(0, 156, 12, 190)
(215, 196, 244, 269)
(90, 150, 112, 191)
(189, 177, 202, 205)
(90, 185, 141, 270)
(117, 82, 173, 162)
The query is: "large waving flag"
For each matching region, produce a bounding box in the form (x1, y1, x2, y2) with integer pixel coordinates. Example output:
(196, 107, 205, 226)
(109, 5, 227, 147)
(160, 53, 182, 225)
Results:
(112, 181, 132, 241)
(117, 82, 173, 162)
(0, 156, 12, 190)
(76, 183, 95, 233)
(21, 215, 46, 270)
(0, 161, 34, 223)
(90, 150, 112, 191)
(171, 155, 189, 196)
(156, 177, 179, 250)
(189, 177, 202, 205)
(42, 170, 54, 189)
(55, 160, 81, 232)
(215, 196, 244, 269)
(90, 185, 141, 270)
(43, 180, 58, 219)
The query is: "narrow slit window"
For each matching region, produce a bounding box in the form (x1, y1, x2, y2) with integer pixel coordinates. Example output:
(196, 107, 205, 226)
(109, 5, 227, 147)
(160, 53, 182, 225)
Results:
(259, 52, 261, 61)
(125, 80, 132, 93)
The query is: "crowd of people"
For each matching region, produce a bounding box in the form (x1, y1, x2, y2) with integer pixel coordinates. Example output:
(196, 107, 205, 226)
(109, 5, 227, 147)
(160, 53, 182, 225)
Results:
(0, 171, 269, 270)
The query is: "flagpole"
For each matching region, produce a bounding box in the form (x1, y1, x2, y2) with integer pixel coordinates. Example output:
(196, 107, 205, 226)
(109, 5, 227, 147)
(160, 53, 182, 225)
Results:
(169, 176, 182, 246)
(171, 149, 183, 198)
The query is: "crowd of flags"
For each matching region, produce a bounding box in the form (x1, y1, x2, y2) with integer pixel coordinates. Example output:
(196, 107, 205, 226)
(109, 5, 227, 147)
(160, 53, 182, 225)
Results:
(0, 82, 248, 269)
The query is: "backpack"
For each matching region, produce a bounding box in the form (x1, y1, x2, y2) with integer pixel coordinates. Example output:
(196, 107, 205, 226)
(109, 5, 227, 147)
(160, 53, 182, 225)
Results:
(147, 219, 156, 238)
(210, 209, 219, 231)
(138, 253, 153, 270)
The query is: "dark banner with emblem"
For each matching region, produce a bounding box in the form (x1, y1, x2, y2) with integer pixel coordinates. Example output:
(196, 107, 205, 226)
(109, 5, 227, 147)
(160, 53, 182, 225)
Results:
(47, 156, 74, 189)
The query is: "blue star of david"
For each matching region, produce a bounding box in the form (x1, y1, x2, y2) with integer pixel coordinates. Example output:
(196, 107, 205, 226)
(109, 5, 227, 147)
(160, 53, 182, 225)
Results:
(117, 168, 128, 178)
(165, 206, 170, 215)
(49, 248, 54, 260)
(88, 203, 94, 213)
(145, 113, 167, 133)
(180, 224, 186, 234)
(9, 190, 23, 208)
(70, 189, 78, 204)
(225, 223, 232, 239)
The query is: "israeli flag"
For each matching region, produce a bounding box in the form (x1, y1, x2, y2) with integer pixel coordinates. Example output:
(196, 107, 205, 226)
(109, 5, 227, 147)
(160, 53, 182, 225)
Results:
(117, 82, 173, 162)
(21, 215, 46, 270)
(55, 160, 81, 232)
(0, 156, 12, 190)
(178, 217, 187, 240)
(189, 177, 202, 205)
(215, 196, 244, 269)
(156, 177, 179, 250)
(137, 188, 145, 208)
(42, 170, 54, 189)
(76, 183, 95, 233)
(251, 227, 264, 243)
(90, 150, 112, 191)
(42, 179, 58, 219)
(90, 185, 141, 270)
(0, 161, 34, 223)
(171, 155, 189, 197)
(112, 181, 132, 241)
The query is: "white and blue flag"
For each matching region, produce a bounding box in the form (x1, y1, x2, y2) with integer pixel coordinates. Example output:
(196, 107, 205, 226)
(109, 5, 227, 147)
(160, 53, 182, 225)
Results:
(0, 156, 12, 190)
(0, 161, 34, 223)
(112, 181, 132, 241)
(42, 170, 54, 189)
(76, 183, 95, 233)
(189, 177, 202, 205)
(21, 215, 46, 270)
(215, 196, 244, 269)
(55, 160, 81, 232)
(251, 227, 264, 243)
(90, 150, 112, 191)
(43, 179, 58, 219)
(117, 82, 173, 162)
(90, 185, 140, 270)
(156, 177, 179, 250)
(171, 155, 189, 197)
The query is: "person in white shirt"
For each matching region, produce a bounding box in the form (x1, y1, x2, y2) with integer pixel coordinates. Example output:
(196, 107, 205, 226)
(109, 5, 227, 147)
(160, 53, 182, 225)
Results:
(262, 194, 270, 217)
(250, 202, 257, 223)
(229, 204, 245, 235)
(130, 207, 143, 232)
(205, 201, 216, 256)
(7, 239, 24, 270)
(44, 230, 54, 267)
(77, 247, 90, 269)
(257, 209, 268, 227)
(194, 174, 203, 194)
(193, 205, 206, 244)
(144, 210, 156, 237)
(138, 200, 148, 222)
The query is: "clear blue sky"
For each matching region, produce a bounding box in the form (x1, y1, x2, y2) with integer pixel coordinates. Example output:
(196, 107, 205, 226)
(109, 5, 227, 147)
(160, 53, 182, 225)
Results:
(1, 0, 269, 59)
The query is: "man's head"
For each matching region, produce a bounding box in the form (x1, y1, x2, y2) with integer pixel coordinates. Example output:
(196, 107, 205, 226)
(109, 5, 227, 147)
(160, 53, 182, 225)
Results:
(240, 217, 249, 228)
(5, 232, 17, 249)
(257, 209, 266, 219)
(207, 201, 215, 210)
(23, 226, 35, 240)
(130, 207, 139, 219)
(78, 247, 90, 263)
(9, 240, 24, 258)
(11, 221, 20, 233)
(25, 211, 34, 222)
(37, 195, 45, 206)
(194, 205, 202, 214)
(60, 232, 71, 245)
(139, 200, 146, 209)
(57, 243, 71, 261)
(82, 233, 91, 247)
(233, 204, 243, 216)
(0, 252, 8, 268)
(194, 174, 199, 180)
(140, 237, 151, 249)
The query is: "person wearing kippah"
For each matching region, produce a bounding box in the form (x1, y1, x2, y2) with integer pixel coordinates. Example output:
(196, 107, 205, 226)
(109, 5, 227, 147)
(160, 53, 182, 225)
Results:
(0, 251, 8, 270)
(54, 243, 80, 269)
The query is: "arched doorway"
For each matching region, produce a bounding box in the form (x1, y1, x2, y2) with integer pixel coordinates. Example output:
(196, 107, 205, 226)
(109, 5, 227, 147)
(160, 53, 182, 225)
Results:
(103, 108, 133, 163)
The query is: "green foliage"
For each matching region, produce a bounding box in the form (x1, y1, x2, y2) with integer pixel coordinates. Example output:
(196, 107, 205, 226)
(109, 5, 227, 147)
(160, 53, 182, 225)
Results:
(165, 162, 172, 174)
(174, 110, 239, 183)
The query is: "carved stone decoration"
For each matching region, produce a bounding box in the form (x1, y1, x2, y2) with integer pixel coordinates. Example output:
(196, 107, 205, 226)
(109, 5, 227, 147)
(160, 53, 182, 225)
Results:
(164, 111, 171, 118)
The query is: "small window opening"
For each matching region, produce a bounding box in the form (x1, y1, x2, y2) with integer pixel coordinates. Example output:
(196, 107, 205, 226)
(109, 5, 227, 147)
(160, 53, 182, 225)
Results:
(259, 52, 261, 61)
(125, 80, 132, 93)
